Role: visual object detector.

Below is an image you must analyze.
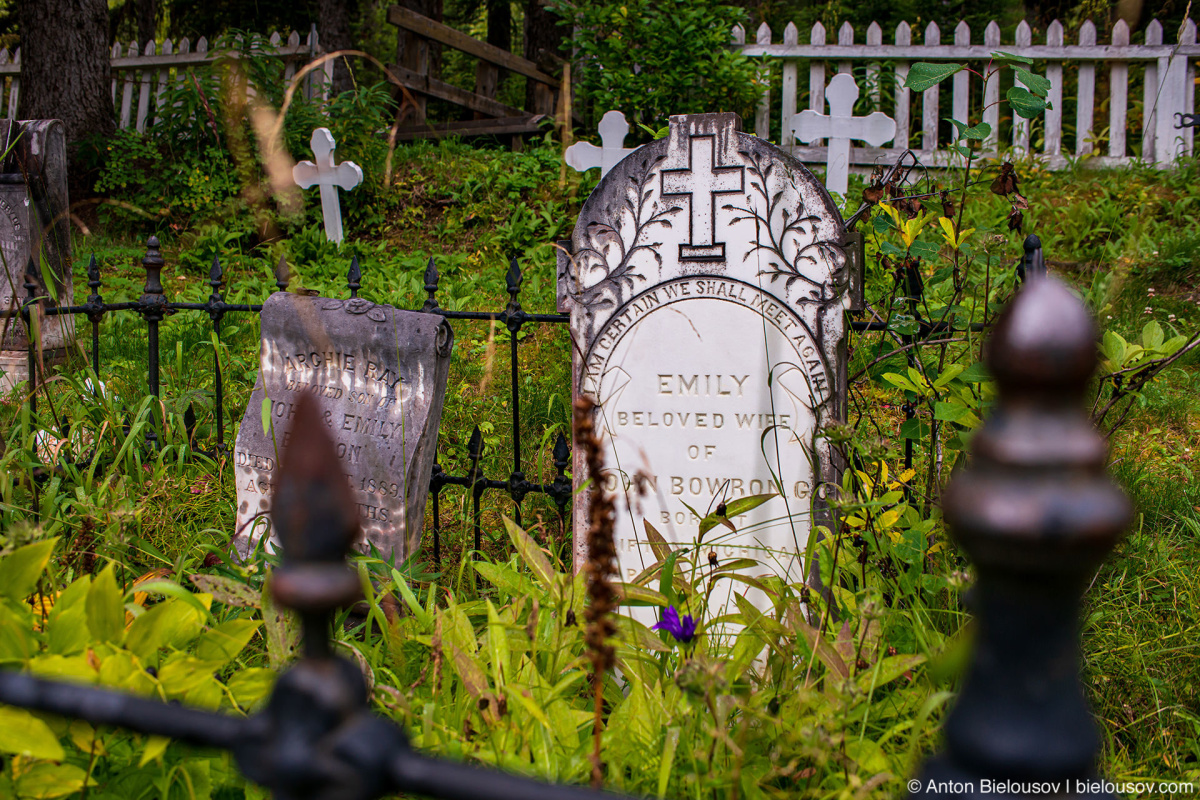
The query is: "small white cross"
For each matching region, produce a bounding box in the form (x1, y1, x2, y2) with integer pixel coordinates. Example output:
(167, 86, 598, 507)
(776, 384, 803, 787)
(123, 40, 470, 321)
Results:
(292, 128, 363, 244)
(789, 74, 896, 196)
(565, 110, 637, 177)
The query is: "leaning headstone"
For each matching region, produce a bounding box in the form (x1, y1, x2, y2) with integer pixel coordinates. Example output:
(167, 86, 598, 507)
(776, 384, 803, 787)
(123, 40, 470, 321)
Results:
(789, 73, 896, 196)
(293, 128, 363, 244)
(558, 112, 847, 617)
(0, 120, 74, 394)
(565, 110, 639, 177)
(233, 292, 453, 560)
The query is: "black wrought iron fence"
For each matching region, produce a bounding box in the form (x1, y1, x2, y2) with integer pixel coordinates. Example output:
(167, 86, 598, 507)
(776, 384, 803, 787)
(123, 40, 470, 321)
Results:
(0, 237, 573, 566)
(0, 269, 1133, 800)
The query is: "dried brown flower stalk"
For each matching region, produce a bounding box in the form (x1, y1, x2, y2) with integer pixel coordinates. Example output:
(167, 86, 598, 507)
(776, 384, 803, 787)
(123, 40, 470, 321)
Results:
(574, 396, 617, 789)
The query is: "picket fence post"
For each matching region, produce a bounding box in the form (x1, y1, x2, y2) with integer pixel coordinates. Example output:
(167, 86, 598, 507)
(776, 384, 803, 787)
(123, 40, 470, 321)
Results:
(738, 16, 1198, 171)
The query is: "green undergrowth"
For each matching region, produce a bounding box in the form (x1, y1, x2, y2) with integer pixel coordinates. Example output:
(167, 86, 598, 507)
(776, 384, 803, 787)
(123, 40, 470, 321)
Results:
(2, 138, 1200, 798)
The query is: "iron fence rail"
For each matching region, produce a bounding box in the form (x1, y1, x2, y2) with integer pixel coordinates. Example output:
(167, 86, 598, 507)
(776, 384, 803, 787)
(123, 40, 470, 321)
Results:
(1, 237, 572, 565)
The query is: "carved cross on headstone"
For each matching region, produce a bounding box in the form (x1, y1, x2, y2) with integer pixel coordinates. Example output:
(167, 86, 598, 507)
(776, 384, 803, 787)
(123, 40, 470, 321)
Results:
(564, 110, 638, 177)
(661, 135, 744, 262)
(292, 128, 364, 244)
(789, 73, 896, 196)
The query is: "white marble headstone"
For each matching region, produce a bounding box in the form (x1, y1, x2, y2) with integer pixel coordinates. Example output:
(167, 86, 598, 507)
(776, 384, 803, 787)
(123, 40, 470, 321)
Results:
(558, 112, 847, 621)
(790, 74, 896, 196)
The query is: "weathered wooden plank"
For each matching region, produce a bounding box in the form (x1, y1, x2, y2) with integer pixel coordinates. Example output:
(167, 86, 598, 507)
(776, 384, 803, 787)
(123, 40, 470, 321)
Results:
(1013, 22, 1031, 156)
(782, 23, 799, 142)
(389, 62, 526, 118)
(755, 23, 772, 139)
(1076, 21, 1096, 156)
(136, 40, 155, 133)
(1155, 20, 1188, 164)
(922, 22, 940, 151)
(392, 115, 547, 141)
(894, 22, 911, 150)
(387, 5, 558, 86)
(983, 21, 1000, 152)
(952, 21, 969, 142)
(1109, 20, 1129, 158)
(802, 22, 819, 119)
(1143, 20, 1162, 163)
(780, 143, 1136, 170)
(111, 42, 121, 104)
(119, 40, 137, 129)
(838, 22, 853, 74)
(866, 22, 882, 107)
(1184, 19, 1196, 155)
(153, 39, 173, 126)
(1045, 20, 1063, 155)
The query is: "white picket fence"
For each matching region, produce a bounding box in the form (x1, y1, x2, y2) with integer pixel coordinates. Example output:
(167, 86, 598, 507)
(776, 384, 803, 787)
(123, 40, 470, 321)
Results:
(734, 18, 1200, 169)
(0, 29, 326, 134)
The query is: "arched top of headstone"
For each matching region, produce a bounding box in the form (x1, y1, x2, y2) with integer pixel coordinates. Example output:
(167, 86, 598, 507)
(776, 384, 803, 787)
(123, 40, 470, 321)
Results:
(563, 112, 846, 342)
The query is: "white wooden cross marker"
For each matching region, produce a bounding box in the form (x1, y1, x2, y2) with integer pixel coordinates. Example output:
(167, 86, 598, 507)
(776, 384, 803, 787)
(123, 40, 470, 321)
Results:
(789, 73, 896, 196)
(292, 128, 363, 244)
(565, 110, 638, 177)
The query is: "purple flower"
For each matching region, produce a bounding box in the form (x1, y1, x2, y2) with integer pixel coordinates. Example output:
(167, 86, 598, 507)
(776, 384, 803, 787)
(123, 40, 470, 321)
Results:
(652, 606, 696, 644)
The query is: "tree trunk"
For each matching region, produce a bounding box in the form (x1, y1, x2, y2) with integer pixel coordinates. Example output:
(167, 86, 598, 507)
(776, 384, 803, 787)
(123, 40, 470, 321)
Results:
(135, 0, 156, 46)
(394, 0, 442, 124)
(524, 0, 563, 113)
(18, 0, 114, 184)
(317, 0, 358, 96)
(486, 0, 511, 53)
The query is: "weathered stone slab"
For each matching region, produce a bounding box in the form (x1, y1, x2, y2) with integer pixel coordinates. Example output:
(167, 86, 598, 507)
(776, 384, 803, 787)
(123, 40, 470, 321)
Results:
(233, 293, 453, 560)
(0, 119, 74, 393)
(558, 112, 846, 614)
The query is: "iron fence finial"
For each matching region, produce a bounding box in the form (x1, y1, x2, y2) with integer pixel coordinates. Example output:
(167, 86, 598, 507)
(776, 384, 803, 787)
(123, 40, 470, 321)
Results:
(275, 255, 290, 292)
(347, 254, 362, 299)
(1018, 233, 1046, 283)
(422, 257, 440, 312)
(908, 275, 1130, 797)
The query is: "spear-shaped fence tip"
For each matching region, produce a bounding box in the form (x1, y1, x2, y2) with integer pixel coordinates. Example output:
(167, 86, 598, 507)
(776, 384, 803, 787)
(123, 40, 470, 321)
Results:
(505, 255, 523, 295)
(275, 255, 290, 292)
(554, 431, 570, 469)
(87, 254, 99, 286)
(468, 426, 483, 459)
(209, 255, 223, 287)
(422, 257, 440, 312)
(269, 394, 362, 624)
(347, 254, 361, 298)
(1018, 233, 1046, 283)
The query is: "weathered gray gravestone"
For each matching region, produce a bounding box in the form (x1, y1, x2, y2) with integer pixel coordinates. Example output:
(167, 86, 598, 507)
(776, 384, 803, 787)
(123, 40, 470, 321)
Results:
(558, 112, 847, 616)
(233, 293, 453, 560)
(0, 119, 74, 394)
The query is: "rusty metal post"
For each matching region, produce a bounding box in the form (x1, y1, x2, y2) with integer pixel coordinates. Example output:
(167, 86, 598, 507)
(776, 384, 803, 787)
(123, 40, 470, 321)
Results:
(908, 277, 1131, 799)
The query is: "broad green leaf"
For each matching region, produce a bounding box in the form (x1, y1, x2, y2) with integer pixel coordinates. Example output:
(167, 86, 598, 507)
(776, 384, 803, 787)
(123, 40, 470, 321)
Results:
(86, 564, 124, 644)
(882, 372, 921, 395)
(262, 583, 300, 669)
(904, 62, 964, 92)
(138, 735, 170, 767)
(958, 361, 991, 384)
(1007, 86, 1050, 118)
(0, 707, 64, 760)
(159, 655, 224, 697)
(228, 668, 276, 711)
(934, 400, 971, 423)
(963, 121, 992, 139)
(485, 601, 510, 688)
(195, 619, 261, 666)
(473, 563, 537, 600)
(858, 653, 926, 691)
(46, 604, 89, 657)
(185, 676, 224, 710)
(133, 580, 214, 622)
(188, 574, 261, 608)
(14, 763, 88, 799)
(642, 519, 672, 562)
(28, 654, 98, 684)
(614, 583, 669, 607)
(1014, 67, 1051, 97)
(0, 538, 57, 602)
(990, 50, 1034, 65)
(722, 492, 778, 520)
(125, 599, 206, 663)
(657, 728, 681, 799)
(932, 363, 966, 388)
(503, 517, 554, 592)
(1142, 320, 1164, 351)
(391, 570, 433, 628)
